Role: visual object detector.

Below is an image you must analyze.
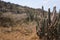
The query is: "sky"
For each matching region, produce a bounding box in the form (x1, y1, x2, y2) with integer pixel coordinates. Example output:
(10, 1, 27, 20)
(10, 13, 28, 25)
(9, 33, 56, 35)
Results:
(2, 0, 60, 12)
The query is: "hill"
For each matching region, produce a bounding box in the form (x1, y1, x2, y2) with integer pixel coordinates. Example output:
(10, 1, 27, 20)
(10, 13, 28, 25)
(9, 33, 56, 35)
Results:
(0, 0, 48, 40)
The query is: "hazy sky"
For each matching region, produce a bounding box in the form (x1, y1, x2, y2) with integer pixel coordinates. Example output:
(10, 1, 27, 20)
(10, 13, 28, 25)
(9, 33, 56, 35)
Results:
(2, 0, 60, 12)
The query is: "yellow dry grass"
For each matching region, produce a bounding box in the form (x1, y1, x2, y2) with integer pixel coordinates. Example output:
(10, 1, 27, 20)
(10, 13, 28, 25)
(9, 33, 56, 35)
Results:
(0, 22, 39, 40)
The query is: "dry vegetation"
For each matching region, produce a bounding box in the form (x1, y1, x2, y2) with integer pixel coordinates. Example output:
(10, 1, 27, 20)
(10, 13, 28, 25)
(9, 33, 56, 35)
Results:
(0, 1, 44, 40)
(0, 21, 40, 40)
(0, 1, 60, 40)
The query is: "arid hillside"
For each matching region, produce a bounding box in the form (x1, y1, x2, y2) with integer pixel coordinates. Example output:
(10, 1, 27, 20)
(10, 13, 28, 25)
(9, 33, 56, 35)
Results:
(0, 0, 48, 40)
(0, 0, 60, 40)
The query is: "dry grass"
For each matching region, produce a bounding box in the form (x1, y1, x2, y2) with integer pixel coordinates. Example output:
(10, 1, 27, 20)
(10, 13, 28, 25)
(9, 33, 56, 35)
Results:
(0, 22, 39, 40)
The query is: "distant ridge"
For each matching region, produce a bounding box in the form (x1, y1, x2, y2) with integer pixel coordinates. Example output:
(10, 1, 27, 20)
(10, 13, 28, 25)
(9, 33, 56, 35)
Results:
(0, 0, 47, 14)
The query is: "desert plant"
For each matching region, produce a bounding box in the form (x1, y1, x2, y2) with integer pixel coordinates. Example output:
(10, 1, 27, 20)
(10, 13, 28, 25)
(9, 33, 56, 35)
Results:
(41, 18, 45, 35)
(59, 10, 60, 18)
(42, 6, 44, 17)
(57, 10, 60, 34)
(48, 8, 51, 24)
(36, 6, 60, 40)
(26, 9, 34, 21)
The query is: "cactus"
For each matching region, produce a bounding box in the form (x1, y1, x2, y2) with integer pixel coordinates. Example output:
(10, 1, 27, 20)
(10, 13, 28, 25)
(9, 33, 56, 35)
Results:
(41, 18, 45, 35)
(42, 6, 44, 17)
(48, 8, 51, 24)
(57, 10, 60, 34)
(59, 10, 60, 18)
(36, 6, 60, 40)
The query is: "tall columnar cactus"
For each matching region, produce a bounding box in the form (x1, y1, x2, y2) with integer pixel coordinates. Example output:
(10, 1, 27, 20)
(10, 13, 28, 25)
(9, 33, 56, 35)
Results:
(53, 6, 56, 15)
(36, 6, 60, 40)
(41, 6, 45, 36)
(51, 6, 56, 22)
(48, 8, 51, 24)
(59, 10, 60, 32)
(59, 10, 60, 18)
(41, 18, 45, 35)
(58, 10, 60, 34)
(42, 6, 44, 17)
(53, 6, 56, 14)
